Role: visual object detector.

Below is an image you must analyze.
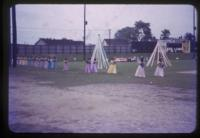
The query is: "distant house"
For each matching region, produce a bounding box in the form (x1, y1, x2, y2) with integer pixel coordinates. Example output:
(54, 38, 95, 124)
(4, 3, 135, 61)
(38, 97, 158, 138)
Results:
(103, 39, 130, 47)
(162, 37, 183, 43)
(26, 38, 96, 55)
(35, 38, 84, 46)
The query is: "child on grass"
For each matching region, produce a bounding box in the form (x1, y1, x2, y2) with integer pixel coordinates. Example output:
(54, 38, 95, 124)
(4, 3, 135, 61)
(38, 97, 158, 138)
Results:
(135, 56, 145, 78)
(85, 58, 91, 73)
(63, 57, 69, 71)
(90, 58, 98, 73)
(107, 57, 117, 74)
(154, 57, 165, 77)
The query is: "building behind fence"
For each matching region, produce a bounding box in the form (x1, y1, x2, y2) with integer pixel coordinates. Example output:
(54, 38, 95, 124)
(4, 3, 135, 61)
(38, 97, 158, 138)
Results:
(13, 39, 196, 56)
(16, 44, 133, 56)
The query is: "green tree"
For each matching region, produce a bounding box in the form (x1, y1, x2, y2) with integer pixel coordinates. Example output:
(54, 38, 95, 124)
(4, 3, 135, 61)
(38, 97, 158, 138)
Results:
(134, 20, 153, 41)
(114, 20, 154, 42)
(160, 29, 170, 40)
(114, 27, 137, 41)
(184, 32, 195, 41)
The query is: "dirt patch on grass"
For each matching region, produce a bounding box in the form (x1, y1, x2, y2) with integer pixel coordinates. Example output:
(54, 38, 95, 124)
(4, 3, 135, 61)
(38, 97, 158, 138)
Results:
(9, 73, 196, 133)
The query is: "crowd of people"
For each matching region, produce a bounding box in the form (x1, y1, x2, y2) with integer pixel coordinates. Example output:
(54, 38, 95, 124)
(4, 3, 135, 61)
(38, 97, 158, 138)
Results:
(16, 55, 165, 77)
(106, 56, 165, 77)
(16, 56, 58, 70)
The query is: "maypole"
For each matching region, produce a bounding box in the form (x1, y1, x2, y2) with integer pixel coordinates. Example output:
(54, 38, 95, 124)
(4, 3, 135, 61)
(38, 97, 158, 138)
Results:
(91, 34, 109, 69)
(146, 40, 172, 67)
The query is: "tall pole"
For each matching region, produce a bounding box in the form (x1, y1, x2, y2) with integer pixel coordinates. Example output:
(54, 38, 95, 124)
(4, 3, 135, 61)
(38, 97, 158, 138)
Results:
(12, 5, 17, 67)
(83, 4, 86, 60)
(9, 8, 11, 67)
(193, 7, 196, 41)
(109, 29, 111, 46)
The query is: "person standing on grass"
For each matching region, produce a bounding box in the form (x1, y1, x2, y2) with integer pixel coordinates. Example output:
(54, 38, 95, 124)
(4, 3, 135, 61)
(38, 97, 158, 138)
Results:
(44, 57, 48, 69)
(90, 58, 98, 73)
(32, 56, 34, 67)
(20, 56, 22, 65)
(26, 57, 28, 66)
(34, 56, 38, 67)
(21, 57, 24, 66)
(22, 56, 25, 66)
(32, 56, 35, 67)
(16, 56, 19, 65)
(27, 56, 30, 66)
(37, 56, 40, 68)
(30, 56, 32, 66)
(48, 56, 51, 70)
(135, 56, 145, 78)
(40, 57, 43, 68)
(107, 57, 117, 74)
(154, 57, 165, 77)
(50, 56, 54, 69)
(22, 56, 25, 65)
(85, 58, 91, 73)
(53, 56, 57, 70)
(39, 57, 42, 68)
(37, 57, 40, 68)
(63, 57, 69, 71)
(42, 57, 45, 69)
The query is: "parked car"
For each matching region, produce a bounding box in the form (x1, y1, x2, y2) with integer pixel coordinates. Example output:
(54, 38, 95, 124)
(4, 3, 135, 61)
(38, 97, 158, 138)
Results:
(115, 57, 127, 62)
(127, 56, 137, 62)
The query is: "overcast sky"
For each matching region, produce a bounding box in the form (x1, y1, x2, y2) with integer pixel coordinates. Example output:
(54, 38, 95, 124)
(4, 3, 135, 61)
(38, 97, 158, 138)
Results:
(11, 4, 197, 45)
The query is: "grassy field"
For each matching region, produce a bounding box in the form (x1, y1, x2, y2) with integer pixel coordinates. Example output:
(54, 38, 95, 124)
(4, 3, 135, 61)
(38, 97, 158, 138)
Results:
(27, 52, 196, 61)
(10, 58, 197, 89)
(9, 53, 196, 133)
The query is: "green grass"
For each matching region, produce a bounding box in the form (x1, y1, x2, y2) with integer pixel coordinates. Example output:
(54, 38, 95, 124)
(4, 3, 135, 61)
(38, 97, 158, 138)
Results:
(11, 58, 197, 89)
(26, 53, 196, 61)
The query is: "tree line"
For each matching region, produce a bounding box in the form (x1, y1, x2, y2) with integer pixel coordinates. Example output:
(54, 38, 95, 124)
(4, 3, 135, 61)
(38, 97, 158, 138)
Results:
(114, 20, 195, 42)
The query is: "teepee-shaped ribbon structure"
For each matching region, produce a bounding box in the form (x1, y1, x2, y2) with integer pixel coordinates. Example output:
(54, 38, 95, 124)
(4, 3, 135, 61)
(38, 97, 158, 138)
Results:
(91, 34, 109, 69)
(146, 40, 172, 67)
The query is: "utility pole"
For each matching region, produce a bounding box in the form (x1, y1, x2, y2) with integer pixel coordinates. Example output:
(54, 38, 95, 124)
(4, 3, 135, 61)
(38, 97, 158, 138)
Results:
(12, 5, 17, 67)
(83, 4, 87, 60)
(193, 7, 196, 41)
(108, 29, 111, 46)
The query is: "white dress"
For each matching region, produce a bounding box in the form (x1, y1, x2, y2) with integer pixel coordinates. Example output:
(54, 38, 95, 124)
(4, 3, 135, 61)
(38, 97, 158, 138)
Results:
(85, 60, 91, 73)
(44, 60, 48, 69)
(154, 63, 164, 77)
(135, 62, 145, 78)
(63, 60, 69, 71)
(90, 62, 98, 73)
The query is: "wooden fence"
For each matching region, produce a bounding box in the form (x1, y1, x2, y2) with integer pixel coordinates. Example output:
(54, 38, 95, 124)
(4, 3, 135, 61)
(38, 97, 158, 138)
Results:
(15, 44, 132, 56)
(12, 41, 196, 56)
